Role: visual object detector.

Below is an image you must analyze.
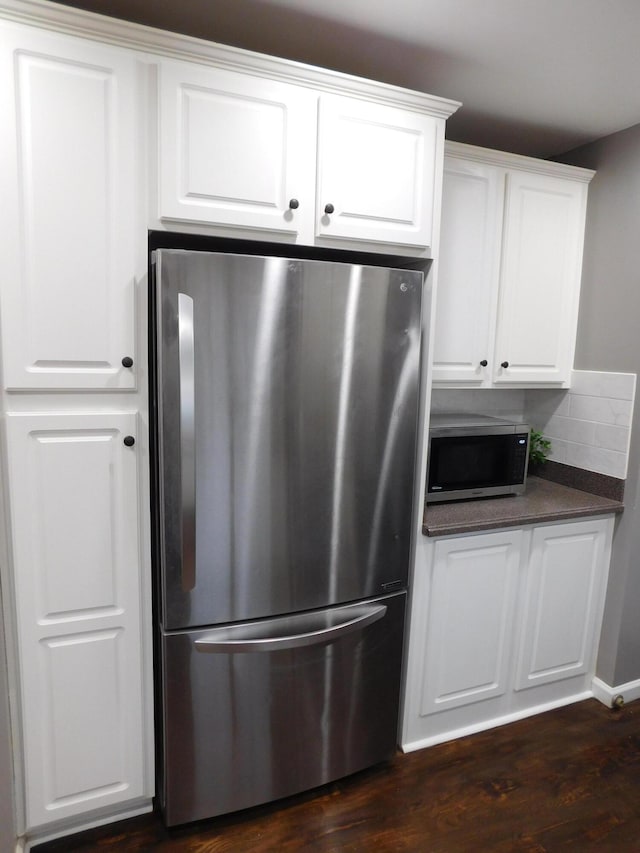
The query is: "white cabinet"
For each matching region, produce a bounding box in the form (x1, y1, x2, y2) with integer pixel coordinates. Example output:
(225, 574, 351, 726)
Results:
(515, 521, 609, 691)
(418, 530, 523, 715)
(158, 60, 317, 238)
(495, 170, 588, 385)
(432, 157, 502, 384)
(0, 2, 458, 844)
(158, 59, 449, 253)
(0, 23, 137, 391)
(402, 516, 613, 752)
(0, 18, 152, 839)
(432, 142, 593, 388)
(4, 412, 147, 829)
(316, 94, 438, 248)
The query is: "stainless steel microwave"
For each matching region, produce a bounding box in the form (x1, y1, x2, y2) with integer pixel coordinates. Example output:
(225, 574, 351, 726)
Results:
(426, 414, 531, 503)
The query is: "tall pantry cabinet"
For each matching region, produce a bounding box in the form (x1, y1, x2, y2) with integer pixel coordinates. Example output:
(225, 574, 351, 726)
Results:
(0, 18, 153, 834)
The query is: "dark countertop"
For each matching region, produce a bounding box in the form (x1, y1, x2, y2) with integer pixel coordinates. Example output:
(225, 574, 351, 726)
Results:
(423, 476, 624, 537)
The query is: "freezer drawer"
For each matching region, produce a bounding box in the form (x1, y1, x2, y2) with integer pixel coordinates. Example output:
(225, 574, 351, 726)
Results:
(160, 591, 406, 826)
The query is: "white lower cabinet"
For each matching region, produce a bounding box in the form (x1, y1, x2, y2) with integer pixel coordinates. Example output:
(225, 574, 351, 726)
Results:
(514, 522, 610, 691)
(4, 411, 149, 830)
(417, 529, 523, 716)
(401, 516, 614, 752)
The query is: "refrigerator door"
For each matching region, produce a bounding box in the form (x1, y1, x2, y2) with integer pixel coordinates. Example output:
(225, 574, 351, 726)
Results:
(161, 591, 406, 826)
(154, 250, 422, 629)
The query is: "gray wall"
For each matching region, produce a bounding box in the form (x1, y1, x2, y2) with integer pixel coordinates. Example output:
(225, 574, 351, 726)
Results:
(558, 123, 640, 686)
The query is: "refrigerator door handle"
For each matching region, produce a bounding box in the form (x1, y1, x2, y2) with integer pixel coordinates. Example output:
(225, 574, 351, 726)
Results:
(194, 603, 387, 653)
(178, 292, 196, 592)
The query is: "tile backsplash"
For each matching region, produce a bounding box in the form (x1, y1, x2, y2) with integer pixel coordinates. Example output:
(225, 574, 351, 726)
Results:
(431, 370, 636, 480)
(525, 370, 636, 479)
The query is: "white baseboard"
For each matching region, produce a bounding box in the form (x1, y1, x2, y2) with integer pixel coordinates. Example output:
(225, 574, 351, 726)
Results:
(401, 691, 593, 753)
(20, 800, 153, 852)
(592, 676, 640, 708)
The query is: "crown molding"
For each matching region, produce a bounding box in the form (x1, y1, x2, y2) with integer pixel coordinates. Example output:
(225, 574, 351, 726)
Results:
(0, 0, 461, 119)
(445, 140, 595, 183)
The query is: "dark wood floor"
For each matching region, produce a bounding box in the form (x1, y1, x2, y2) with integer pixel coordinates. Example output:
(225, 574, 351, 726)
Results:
(36, 699, 640, 852)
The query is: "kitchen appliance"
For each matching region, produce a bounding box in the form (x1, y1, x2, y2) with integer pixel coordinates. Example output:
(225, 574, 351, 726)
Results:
(151, 249, 424, 826)
(426, 413, 530, 503)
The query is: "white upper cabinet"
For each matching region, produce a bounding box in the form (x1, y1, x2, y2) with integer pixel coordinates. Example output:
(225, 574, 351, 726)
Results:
(494, 170, 587, 385)
(157, 59, 453, 253)
(432, 157, 503, 384)
(158, 60, 317, 237)
(316, 94, 438, 248)
(432, 142, 593, 388)
(0, 23, 137, 391)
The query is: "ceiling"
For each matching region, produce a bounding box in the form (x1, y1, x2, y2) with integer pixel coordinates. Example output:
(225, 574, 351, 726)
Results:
(53, 0, 640, 158)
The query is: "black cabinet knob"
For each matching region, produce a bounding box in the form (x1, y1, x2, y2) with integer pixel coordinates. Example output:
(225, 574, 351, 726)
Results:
(501, 361, 510, 369)
(480, 359, 488, 367)
(324, 203, 335, 215)
(288, 198, 299, 210)
(121, 356, 133, 368)
(123, 435, 135, 447)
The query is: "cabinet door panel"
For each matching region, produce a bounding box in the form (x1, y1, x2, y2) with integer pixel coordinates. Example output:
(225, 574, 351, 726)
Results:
(5, 412, 146, 828)
(515, 520, 609, 691)
(158, 61, 316, 235)
(0, 26, 136, 390)
(40, 630, 126, 802)
(419, 530, 522, 714)
(317, 95, 439, 248)
(432, 158, 502, 384)
(25, 429, 119, 619)
(494, 171, 586, 385)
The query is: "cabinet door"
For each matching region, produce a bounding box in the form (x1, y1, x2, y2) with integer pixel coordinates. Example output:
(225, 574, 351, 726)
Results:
(316, 94, 439, 248)
(514, 518, 612, 691)
(493, 171, 587, 385)
(0, 24, 136, 391)
(432, 158, 503, 384)
(5, 412, 148, 829)
(158, 60, 317, 236)
(419, 529, 522, 715)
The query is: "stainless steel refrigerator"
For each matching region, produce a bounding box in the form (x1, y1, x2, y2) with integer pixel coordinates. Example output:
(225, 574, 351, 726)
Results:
(151, 249, 423, 826)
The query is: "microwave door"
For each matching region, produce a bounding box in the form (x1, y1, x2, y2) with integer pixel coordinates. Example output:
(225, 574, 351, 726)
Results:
(427, 431, 529, 502)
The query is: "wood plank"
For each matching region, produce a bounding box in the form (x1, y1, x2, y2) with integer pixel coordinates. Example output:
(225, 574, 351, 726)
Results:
(34, 699, 640, 852)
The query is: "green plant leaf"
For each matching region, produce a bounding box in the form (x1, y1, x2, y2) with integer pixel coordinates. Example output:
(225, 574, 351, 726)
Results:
(529, 429, 551, 466)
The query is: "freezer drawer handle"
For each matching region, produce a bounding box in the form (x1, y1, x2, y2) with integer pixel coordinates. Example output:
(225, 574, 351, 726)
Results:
(178, 292, 196, 592)
(193, 603, 387, 653)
